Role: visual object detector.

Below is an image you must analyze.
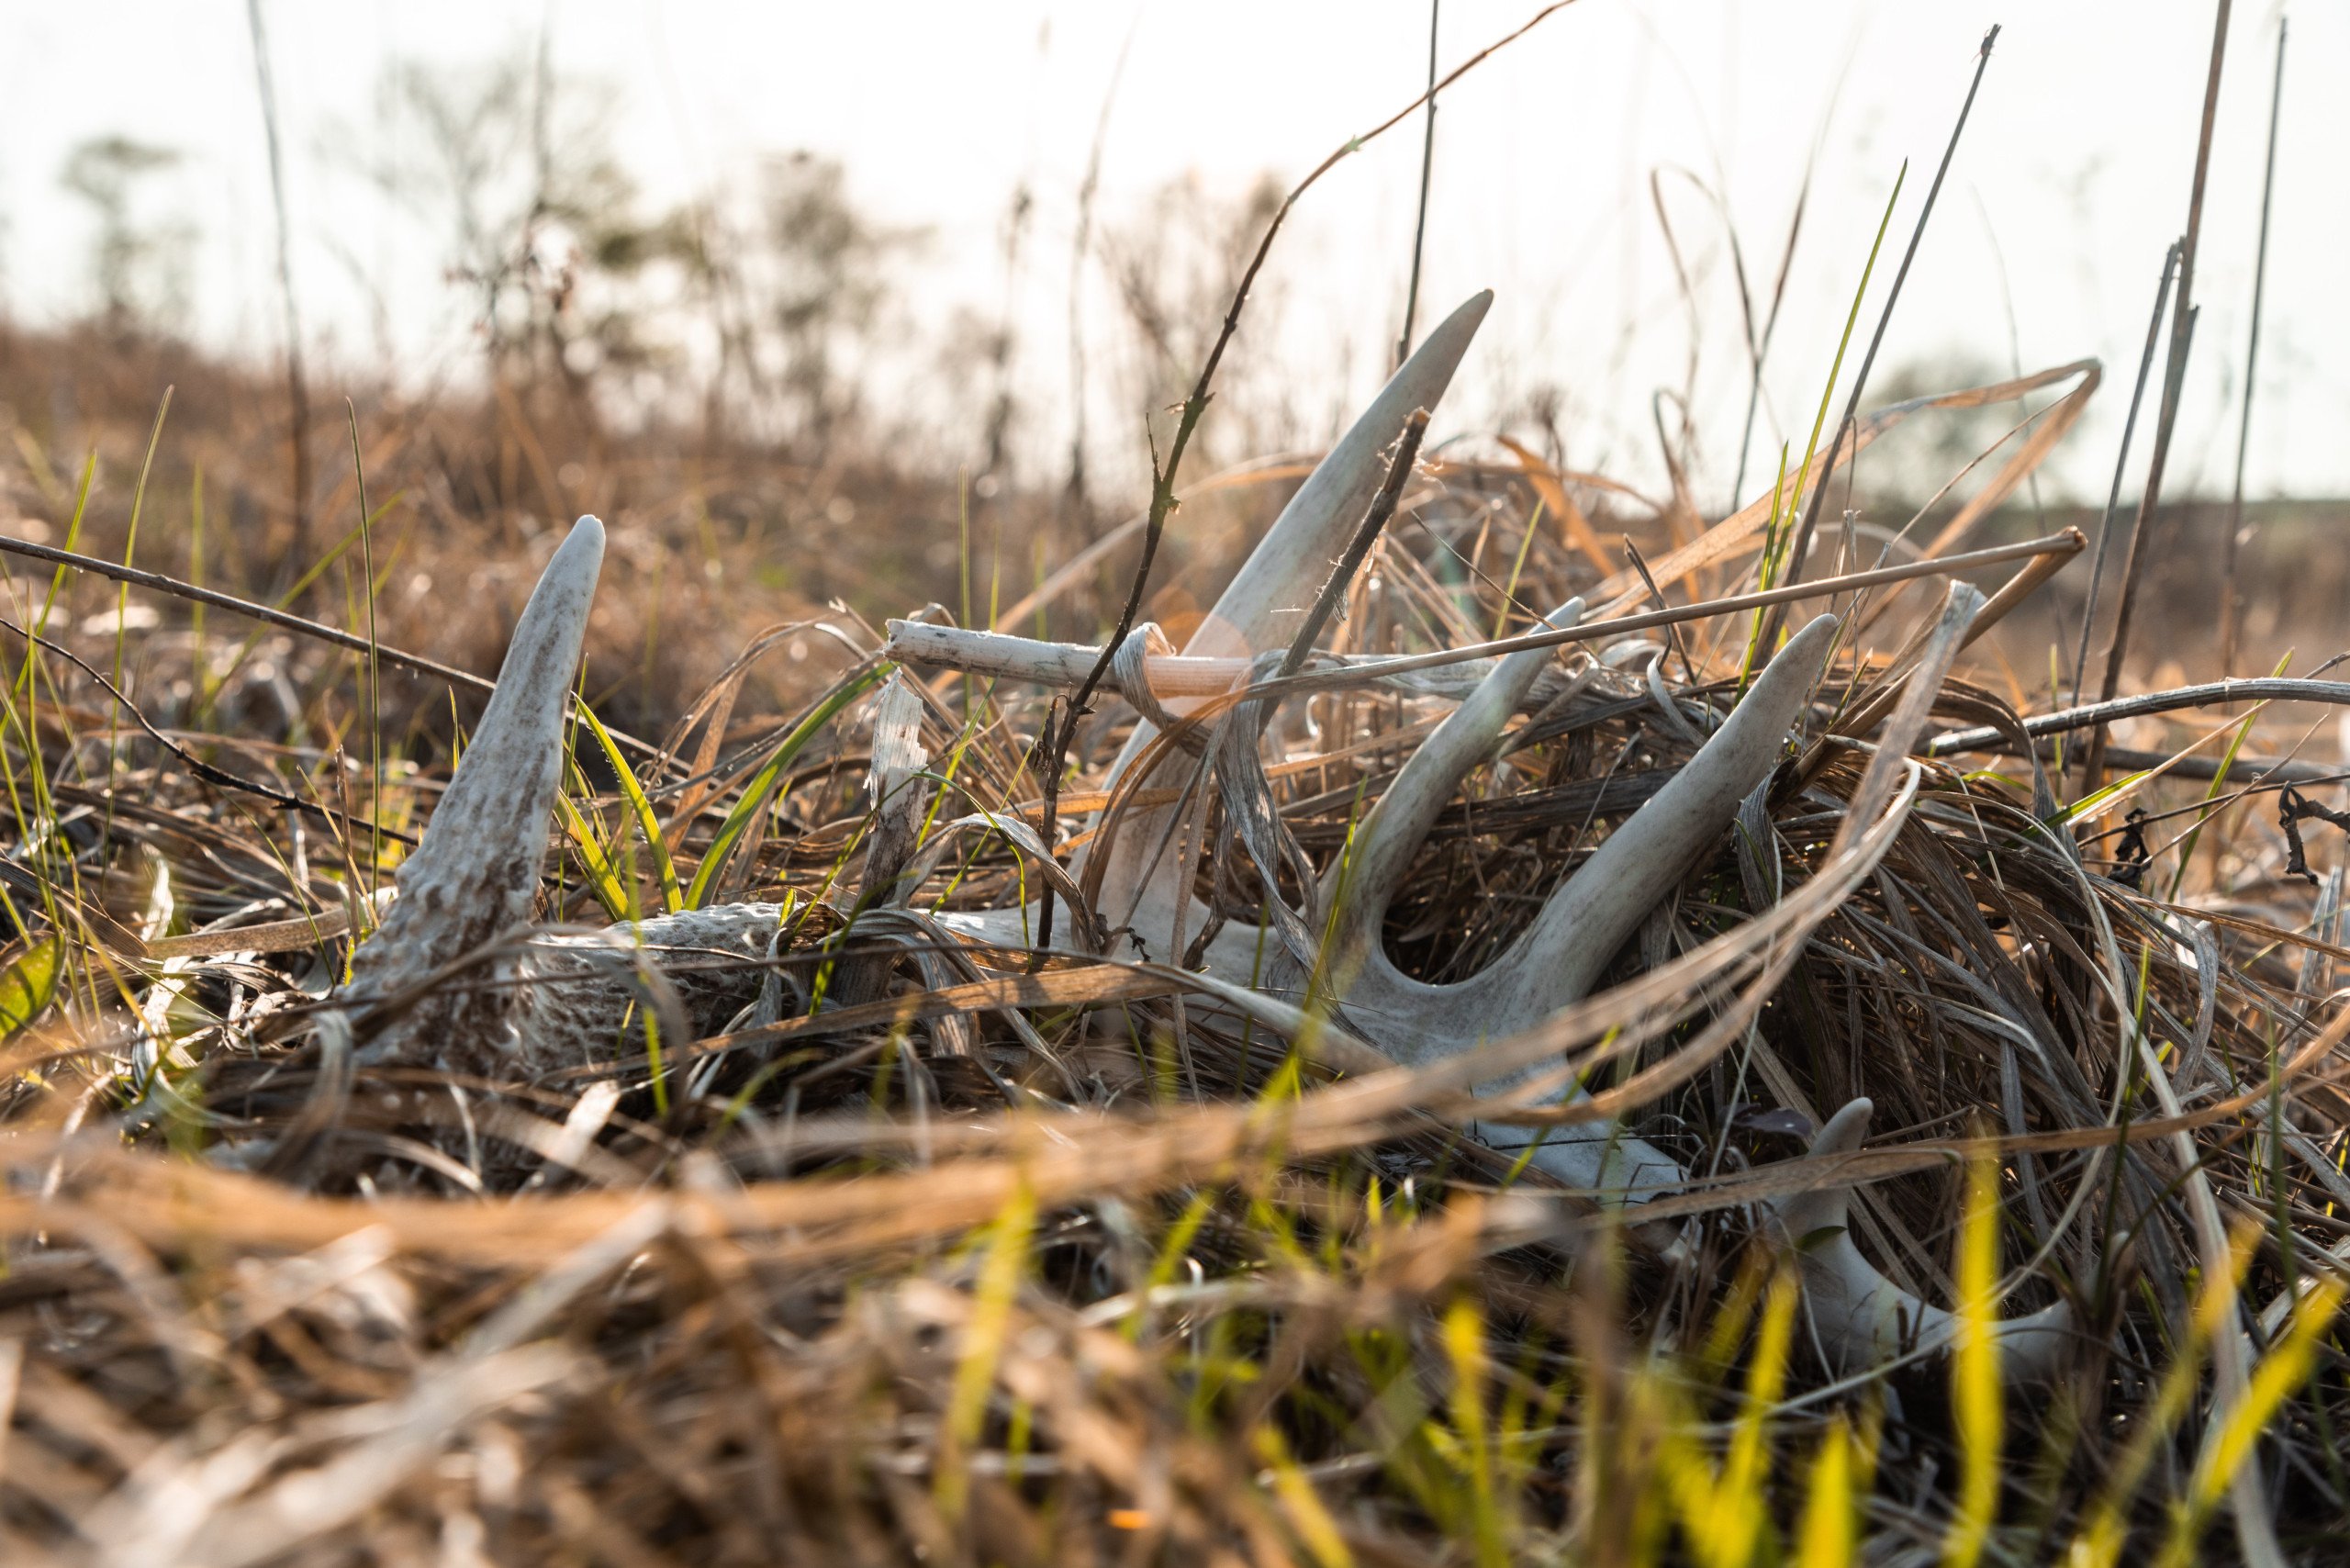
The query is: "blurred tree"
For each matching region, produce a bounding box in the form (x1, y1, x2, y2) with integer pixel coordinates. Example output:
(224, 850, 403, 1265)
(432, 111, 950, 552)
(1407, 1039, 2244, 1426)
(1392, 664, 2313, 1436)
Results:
(364, 47, 697, 419)
(60, 135, 191, 334)
(1100, 172, 1294, 471)
(359, 50, 923, 459)
(725, 151, 918, 448)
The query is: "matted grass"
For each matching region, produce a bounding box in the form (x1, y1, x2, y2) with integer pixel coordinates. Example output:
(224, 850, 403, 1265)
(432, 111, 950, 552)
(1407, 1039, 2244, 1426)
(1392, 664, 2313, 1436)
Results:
(1, 380, 2347, 1562)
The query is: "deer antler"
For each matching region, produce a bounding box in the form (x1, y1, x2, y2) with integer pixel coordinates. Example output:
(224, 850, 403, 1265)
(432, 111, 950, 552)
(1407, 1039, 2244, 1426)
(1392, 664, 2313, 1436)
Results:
(337, 294, 2069, 1377)
(1306, 603, 1837, 1203)
(1768, 1098, 2071, 1371)
(341, 513, 606, 1069)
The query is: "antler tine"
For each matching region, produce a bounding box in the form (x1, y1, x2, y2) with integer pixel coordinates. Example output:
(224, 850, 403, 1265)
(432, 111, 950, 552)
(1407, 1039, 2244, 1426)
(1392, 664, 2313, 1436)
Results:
(1178, 291, 1494, 672)
(1436, 617, 1835, 1213)
(345, 514, 606, 1065)
(1318, 611, 1834, 1213)
(1460, 612, 1839, 1036)
(1091, 291, 1494, 961)
(1774, 1098, 2074, 1376)
(1321, 599, 1582, 980)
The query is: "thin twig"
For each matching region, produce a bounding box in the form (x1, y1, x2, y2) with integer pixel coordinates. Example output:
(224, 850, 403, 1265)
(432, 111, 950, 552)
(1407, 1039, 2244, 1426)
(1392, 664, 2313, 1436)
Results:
(2218, 14, 2288, 679)
(2082, 0, 2235, 798)
(1766, 25, 1998, 639)
(0, 532, 662, 759)
(1395, 0, 1442, 370)
(893, 530, 2084, 703)
(0, 612, 410, 846)
(1928, 678, 2350, 752)
(2069, 240, 2180, 711)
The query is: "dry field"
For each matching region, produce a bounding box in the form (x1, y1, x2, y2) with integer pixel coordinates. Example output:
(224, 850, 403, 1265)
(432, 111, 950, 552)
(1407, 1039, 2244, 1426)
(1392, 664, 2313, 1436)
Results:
(1, 8, 2346, 1566)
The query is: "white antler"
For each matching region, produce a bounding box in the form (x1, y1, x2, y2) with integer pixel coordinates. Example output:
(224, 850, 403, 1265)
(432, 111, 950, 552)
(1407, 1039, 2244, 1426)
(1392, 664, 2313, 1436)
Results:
(1771, 1099, 2071, 1371)
(341, 296, 2068, 1377)
(902, 291, 1499, 973)
(342, 514, 605, 1069)
(1313, 606, 1837, 1203)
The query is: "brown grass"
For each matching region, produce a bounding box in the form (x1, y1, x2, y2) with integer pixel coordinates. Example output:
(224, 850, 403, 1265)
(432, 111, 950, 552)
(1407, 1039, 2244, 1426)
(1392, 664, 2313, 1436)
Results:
(0, 311, 2347, 1565)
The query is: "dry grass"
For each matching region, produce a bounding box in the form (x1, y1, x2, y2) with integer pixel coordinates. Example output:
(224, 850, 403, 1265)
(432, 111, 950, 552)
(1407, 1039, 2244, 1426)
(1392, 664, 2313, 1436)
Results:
(0, 310, 2346, 1567)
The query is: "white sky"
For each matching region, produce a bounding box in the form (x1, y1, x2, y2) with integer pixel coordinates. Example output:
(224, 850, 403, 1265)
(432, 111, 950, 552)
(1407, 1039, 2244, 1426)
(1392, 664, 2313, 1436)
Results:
(0, 0, 2339, 506)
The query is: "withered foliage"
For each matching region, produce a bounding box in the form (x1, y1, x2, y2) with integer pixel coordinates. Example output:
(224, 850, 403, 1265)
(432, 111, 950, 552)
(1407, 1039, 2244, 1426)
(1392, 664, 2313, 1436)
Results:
(0, 388, 2347, 1568)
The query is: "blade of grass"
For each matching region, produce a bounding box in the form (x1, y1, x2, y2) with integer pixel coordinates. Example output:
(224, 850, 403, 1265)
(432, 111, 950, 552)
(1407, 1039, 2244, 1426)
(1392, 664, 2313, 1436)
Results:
(1718, 1265, 1798, 1565)
(580, 700, 681, 914)
(2217, 15, 2288, 678)
(936, 1181, 1035, 1520)
(22, 455, 96, 700)
(2066, 1228, 2251, 1568)
(1738, 164, 1903, 689)
(1440, 1295, 1505, 1567)
(0, 935, 60, 1036)
(187, 465, 210, 711)
(685, 664, 888, 909)
(2069, 241, 2180, 717)
(555, 771, 629, 923)
(104, 390, 173, 847)
(345, 404, 384, 902)
(112, 388, 173, 697)
(1490, 499, 1543, 640)
(2166, 655, 2288, 898)
(1772, 26, 1999, 613)
(1941, 1138, 2001, 1568)
(2162, 1277, 2345, 1568)
(1795, 1414, 1860, 1568)
(1254, 1423, 1356, 1568)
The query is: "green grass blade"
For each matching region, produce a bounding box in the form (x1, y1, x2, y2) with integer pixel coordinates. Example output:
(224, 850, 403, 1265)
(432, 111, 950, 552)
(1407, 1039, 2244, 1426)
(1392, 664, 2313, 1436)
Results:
(1796, 1415, 1860, 1568)
(0, 935, 61, 1036)
(554, 780, 630, 922)
(20, 454, 95, 701)
(685, 665, 887, 909)
(2057, 767, 2154, 827)
(1440, 1296, 1505, 1567)
(936, 1181, 1035, 1519)
(580, 701, 681, 914)
(2156, 1273, 2345, 1568)
(1942, 1145, 2002, 1568)
(1740, 162, 1908, 689)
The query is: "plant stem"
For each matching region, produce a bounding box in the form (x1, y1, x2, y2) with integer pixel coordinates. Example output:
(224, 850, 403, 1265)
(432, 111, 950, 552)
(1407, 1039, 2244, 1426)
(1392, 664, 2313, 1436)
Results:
(1766, 25, 1999, 641)
(1395, 0, 1442, 371)
(2081, 0, 2235, 797)
(2218, 15, 2288, 680)
(245, 0, 311, 566)
(2069, 241, 2179, 713)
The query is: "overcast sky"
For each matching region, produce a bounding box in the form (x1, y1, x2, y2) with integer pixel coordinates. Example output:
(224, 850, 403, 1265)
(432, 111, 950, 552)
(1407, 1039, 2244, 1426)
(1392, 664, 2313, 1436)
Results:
(0, 1, 2337, 506)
